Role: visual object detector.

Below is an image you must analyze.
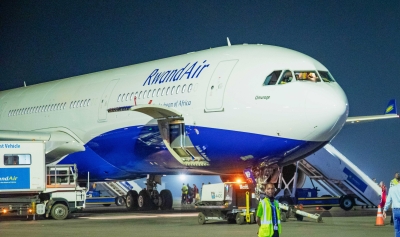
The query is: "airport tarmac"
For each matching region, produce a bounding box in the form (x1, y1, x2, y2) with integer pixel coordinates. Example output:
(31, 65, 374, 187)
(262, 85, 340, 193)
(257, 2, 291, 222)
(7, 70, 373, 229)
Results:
(0, 205, 395, 237)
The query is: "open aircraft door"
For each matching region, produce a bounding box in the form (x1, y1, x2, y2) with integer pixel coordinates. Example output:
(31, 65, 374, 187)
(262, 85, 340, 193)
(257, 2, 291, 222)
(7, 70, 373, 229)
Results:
(131, 105, 209, 166)
(205, 60, 238, 112)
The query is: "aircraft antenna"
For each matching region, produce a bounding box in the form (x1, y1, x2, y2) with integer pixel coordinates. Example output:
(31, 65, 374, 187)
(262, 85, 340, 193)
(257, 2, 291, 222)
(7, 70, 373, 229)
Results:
(24, 81, 26, 87)
(227, 37, 231, 47)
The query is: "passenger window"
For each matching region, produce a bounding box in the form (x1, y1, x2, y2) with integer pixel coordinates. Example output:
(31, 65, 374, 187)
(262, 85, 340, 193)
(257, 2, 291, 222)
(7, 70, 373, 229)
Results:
(263, 70, 282, 85)
(188, 84, 193, 92)
(162, 88, 165, 96)
(278, 70, 294, 84)
(176, 85, 180, 94)
(182, 84, 186, 93)
(294, 71, 321, 82)
(318, 71, 335, 82)
(166, 87, 170, 95)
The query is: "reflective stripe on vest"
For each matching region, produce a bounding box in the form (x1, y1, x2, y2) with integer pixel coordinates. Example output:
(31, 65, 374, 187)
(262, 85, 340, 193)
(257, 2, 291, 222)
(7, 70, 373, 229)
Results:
(260, 199, 281, 225)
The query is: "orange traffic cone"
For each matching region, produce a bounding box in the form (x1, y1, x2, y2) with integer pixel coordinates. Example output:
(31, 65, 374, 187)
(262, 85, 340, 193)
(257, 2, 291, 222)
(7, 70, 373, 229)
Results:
(375, 205, 385, 226)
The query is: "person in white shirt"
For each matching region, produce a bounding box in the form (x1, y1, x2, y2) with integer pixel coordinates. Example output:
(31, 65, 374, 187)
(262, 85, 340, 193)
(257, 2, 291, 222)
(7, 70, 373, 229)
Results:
(383, 184, 400, 237)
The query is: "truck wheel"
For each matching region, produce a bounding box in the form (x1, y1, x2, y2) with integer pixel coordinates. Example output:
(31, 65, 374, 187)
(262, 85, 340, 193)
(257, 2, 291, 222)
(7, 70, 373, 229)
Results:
(250, 213, 257, 224)
(236, 214, 244, 225)
(340, 195, 354, 211)
(126, 190, 139, 211)
(198, 212, 206, 224)
(115, 196, 125, 206)
(278, 196, 293, 219)
(321, 195, 333, 210)
(280, 211, 287, 222)
(295, 214, 303, 221)
(51, 204, 69, 220)
(160, 189, 173, 210)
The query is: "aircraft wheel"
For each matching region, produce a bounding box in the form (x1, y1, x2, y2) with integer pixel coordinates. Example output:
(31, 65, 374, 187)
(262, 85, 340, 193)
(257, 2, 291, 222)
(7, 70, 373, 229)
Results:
(138, 189, 151, 211)
(126, 190, 139, 211)
(160, 189, 173, 210)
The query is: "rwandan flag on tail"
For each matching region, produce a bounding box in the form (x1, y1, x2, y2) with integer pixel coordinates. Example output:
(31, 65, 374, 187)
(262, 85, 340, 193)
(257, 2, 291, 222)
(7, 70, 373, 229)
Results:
(384, 99, 397, 115)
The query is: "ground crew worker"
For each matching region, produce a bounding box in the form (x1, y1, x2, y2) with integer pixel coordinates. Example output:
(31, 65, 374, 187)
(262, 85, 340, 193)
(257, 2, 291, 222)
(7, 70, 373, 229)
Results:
(383, 182, 400, 236)
(256, 183, 281, 237)
(390, 172, 399, 225)
(181, 183, 188, 204)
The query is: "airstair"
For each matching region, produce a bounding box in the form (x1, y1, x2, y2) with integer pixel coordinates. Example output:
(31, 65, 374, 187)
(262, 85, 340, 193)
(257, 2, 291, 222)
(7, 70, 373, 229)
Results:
(93, 180, 149, 198)
(298, 143, 381, 207)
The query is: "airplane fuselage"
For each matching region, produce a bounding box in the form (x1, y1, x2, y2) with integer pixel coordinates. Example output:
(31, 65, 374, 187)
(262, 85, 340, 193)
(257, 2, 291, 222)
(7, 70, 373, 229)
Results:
(0, 45, 348, 181)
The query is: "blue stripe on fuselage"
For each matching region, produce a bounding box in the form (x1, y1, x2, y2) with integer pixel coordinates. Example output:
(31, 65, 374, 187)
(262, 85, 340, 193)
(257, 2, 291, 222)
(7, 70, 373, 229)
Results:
(59, 125, 326, 181)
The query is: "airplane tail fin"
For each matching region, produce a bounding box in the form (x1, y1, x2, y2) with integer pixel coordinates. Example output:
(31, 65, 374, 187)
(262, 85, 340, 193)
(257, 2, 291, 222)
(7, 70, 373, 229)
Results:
(384, 99, 397, 115)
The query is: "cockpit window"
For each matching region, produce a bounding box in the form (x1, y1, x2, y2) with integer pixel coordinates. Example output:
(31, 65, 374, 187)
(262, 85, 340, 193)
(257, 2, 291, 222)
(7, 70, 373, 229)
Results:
(294, 71, 321, 82)
(263, 70, 282, 86)
(278, 70, 294, 84)
(318, 71, 335, 82)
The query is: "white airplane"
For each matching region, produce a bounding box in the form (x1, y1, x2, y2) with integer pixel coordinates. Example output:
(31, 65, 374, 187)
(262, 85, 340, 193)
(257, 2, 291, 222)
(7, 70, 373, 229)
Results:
(0, 43, 398, 210)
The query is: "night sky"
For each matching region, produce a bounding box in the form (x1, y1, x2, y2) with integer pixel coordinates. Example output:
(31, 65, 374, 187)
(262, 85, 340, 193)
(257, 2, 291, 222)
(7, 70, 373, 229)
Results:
(1, 1, 399, 184)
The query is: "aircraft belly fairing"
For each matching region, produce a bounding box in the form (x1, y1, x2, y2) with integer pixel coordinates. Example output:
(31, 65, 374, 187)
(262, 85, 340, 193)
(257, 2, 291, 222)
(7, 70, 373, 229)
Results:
(58, 124, 328, 181)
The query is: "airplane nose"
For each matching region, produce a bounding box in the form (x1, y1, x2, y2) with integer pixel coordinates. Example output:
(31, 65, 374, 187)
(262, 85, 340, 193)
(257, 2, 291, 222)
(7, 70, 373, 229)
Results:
(304, 83, 348, 141)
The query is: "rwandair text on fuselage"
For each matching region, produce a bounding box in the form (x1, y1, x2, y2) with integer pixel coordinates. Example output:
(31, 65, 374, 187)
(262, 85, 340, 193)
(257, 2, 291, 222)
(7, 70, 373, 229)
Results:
(142, 60, 210, 86)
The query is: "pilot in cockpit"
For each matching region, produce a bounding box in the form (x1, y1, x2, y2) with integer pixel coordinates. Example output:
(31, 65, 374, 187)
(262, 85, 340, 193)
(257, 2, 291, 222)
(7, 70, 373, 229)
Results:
(307, 72, 318, 82)
(279, 71, 293, 84)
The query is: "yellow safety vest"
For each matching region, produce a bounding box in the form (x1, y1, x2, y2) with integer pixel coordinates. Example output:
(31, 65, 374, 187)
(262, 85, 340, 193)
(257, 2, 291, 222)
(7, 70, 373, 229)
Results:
(258, 198, 282, 237)
(182, 185, 188, 194)
(391, 178, 399, 187)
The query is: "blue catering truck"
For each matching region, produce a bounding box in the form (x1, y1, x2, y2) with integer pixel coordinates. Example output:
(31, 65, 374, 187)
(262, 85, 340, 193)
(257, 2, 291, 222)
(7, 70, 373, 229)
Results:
(278, 187, 355, 211)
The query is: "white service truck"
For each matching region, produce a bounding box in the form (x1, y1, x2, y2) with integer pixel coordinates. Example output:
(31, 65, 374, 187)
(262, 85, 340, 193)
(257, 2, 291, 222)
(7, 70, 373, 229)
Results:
(0, 141, 86, 220)
(195, 182, 258, 225)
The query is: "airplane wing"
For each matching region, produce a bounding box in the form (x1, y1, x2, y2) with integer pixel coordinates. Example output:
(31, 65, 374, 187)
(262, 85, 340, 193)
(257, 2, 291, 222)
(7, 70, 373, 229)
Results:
(346, 99, 399, 124)
(0, 129, 85, 163)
